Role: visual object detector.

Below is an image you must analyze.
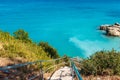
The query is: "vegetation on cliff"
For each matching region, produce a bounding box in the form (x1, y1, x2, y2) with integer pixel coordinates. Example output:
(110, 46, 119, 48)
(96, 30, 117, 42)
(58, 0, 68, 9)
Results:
(0, 29, 59, 66)
(81, 49, 120, 76)
(38, 42, 59, 59)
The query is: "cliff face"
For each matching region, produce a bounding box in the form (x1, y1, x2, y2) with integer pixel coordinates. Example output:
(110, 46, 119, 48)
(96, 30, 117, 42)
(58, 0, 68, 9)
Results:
(99, 22, 120, 36)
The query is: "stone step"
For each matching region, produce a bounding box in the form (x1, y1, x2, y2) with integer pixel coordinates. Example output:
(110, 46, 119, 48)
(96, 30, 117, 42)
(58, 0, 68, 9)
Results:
(49, 66, 73, 80)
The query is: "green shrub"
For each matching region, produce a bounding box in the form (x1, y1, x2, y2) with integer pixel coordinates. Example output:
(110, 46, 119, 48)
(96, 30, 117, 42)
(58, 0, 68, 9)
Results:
(13, 29, 32, 43)
(81, 49, 120, 76)
(38, 42, 59, 59)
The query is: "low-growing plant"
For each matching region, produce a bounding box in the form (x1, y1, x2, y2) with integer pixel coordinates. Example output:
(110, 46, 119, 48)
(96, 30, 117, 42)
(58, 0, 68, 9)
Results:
(81, 49, 120, 76)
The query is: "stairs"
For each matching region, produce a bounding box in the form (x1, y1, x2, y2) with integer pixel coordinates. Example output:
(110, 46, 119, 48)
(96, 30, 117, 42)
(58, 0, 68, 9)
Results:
(48, 66, 73, 80)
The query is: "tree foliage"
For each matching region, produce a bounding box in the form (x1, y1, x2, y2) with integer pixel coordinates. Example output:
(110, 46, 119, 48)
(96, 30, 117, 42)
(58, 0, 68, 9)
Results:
(13, 29, 32, 43)
(38, 42, 59, 59)
(81, 49, 120, 76)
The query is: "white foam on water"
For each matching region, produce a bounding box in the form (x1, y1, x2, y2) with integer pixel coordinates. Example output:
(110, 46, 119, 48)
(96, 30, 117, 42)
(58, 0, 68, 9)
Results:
(69, 37, 120, 57)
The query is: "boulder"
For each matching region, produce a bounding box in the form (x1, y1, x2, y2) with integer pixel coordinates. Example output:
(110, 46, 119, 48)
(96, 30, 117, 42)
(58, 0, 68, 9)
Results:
(106, 27, 120, 36)
(99, 22, 120, 36)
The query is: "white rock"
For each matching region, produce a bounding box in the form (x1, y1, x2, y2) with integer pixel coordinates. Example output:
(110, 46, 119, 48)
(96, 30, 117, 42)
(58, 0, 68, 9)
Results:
(49, 66, 73, 80)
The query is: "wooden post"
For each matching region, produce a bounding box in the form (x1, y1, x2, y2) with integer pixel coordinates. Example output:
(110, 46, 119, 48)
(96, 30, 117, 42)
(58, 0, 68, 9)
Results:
(39, 61, 44, 80)
(54, 60, 56, 71)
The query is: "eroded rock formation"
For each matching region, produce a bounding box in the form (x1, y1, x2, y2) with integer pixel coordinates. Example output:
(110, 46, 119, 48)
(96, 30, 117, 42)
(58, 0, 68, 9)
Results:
(99, 22, 120, 36)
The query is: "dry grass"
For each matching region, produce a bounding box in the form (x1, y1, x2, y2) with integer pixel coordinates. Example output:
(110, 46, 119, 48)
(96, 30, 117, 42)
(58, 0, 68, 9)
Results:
(82, 75, 120, 80)
(0, 58, 14, 67)
(0, 57, 25, 67)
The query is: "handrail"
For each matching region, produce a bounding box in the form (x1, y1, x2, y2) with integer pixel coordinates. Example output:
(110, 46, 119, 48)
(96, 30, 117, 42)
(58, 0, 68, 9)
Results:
(0, 57, 83, 80)
(70, 59, 82, 80)
(0, 57, 65, 80)
(72, 63, 82, 80)
(0, 57, 64, 70)
(43, 62, 66, 73)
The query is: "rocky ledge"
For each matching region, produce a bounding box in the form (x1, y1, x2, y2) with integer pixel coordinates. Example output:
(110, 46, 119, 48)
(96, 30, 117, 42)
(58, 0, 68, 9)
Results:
(99, 22, 120, 36)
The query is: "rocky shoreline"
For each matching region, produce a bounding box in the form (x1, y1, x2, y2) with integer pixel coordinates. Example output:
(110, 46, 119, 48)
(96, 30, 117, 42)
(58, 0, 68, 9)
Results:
(99, 22, 120, 36)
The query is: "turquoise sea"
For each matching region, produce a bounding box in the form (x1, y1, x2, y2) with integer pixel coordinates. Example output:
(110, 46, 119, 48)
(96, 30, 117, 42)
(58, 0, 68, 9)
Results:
(0, 0, 120, 58)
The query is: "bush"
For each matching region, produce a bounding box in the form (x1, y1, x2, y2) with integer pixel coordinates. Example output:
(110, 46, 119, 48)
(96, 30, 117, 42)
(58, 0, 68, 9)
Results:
(13, 29, 32, 43)
(81, 49, 120, 76)
(38, 42, 59, 59)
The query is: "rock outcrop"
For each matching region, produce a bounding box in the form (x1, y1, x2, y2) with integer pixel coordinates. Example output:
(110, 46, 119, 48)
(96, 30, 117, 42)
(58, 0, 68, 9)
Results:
(99, 22, 120, 36)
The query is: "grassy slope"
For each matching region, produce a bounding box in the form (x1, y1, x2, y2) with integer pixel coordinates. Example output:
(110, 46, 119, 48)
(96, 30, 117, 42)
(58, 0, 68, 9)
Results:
(0, 30, 50, 65)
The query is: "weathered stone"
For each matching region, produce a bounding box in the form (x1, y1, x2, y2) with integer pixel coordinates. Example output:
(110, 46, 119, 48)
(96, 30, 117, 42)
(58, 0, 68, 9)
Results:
(49, 66, 73, 80)
(99, 24, 110, 30)
(114, 22, 120, 26)
(106, 27, 120, 36)
(99, 23, 120, 37)
(99, 26, 107, 30)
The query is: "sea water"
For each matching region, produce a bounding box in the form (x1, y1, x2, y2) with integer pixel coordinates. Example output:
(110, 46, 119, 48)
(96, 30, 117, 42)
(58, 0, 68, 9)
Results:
(0, 0, 120, 58)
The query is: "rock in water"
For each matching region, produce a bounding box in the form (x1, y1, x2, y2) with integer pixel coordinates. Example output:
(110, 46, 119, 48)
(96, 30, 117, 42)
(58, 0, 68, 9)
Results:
(106, 27, 120, 36)
(99, 24, 110, 30)
(99, 22, 120, 36)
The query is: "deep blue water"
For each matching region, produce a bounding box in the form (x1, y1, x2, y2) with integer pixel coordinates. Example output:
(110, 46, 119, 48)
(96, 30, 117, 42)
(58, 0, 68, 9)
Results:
(0, 0, 120, 58)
